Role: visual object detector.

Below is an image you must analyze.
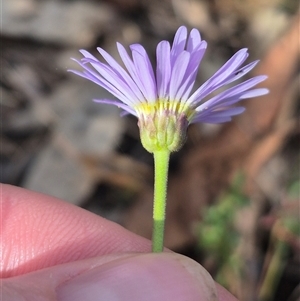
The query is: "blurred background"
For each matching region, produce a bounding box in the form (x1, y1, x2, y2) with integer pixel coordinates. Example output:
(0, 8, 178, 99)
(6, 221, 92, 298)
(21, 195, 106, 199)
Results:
(2, 0, 299, 300)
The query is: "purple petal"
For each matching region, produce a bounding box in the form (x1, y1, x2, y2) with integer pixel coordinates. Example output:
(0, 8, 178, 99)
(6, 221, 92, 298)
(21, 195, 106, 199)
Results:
(187, 48, 249, 106)
(177, 41, 207, 102)
(82, 58, 139, 106)
(170, 26, 187, 66)
(93, 98, 137, 116)
(78, 50, 140, 105)
(240, 88, 269, 99)
(195, 75, 267, 111)
(225, 60, 259, 82)
(169, 51, 190, 101)
(116, 43, 149, 100)
(210, 60, 259, 91)
(156, 41, 171, 99)
(131, 44, 157, 102)
(192, 107, 245, 123)
(197, 106, 245, 118)
(186, 28, 201, 52)
(97, 47, 145, 101)
(194, 116, 232, 123)
(69, 61, 135, 105)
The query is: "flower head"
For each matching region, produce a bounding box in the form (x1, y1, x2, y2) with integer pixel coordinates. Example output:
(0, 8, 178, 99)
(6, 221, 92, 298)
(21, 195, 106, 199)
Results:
(70, 26, 268, 153)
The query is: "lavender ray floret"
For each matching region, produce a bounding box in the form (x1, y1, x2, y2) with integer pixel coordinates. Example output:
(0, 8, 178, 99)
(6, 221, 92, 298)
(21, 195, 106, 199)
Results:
(130, 45, 157, 102)
(156, 41, 171, 99)
(96, 47, 145, 101)
(93, 98, 137, 116)
(195, 75, 267, 112)
(170, 26, 188, 66)
(69, 61, 135, 105)
(187, 28, 201, 52)
(187, 48, 249, 106)
(169, 51, 190, 101)
(116, 43, 150, 101)
(177, 43, 207, 102)
(82, 58, 140, 105)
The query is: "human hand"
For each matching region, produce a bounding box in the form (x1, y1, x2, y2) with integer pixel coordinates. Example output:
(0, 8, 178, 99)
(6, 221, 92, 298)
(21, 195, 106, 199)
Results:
(1, 184, 238, 301)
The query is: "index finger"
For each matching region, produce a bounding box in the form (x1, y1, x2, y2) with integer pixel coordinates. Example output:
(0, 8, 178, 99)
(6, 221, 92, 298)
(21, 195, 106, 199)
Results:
(1, 184, 151, 278)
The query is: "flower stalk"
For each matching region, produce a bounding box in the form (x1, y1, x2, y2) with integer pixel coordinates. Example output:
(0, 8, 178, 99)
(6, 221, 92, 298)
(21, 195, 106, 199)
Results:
(152, 149, 170, 252)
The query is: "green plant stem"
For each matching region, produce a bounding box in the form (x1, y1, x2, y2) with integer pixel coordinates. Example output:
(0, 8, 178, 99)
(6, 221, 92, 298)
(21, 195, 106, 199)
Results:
(258, 239, 288, 301)
(152, 149, 170, 252)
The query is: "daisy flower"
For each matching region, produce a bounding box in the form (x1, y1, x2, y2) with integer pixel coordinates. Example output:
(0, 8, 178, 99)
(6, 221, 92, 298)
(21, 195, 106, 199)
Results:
(69, 26, 268, 252)
(70, 26, 268, 153)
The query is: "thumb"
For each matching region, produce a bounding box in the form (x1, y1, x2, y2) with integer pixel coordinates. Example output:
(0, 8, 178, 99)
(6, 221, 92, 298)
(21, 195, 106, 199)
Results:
(57, 253, 218, 301)
(3, 253, 220, 301)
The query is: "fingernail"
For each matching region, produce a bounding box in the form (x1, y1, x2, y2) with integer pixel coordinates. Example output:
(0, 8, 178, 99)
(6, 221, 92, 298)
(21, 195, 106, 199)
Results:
(56, 253, 218, 301)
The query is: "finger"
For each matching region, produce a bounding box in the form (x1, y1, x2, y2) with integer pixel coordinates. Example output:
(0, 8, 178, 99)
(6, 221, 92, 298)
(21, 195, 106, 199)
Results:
(1, 185, 239, 300)
(3, 253, 225, 301)
(216, 284, 239, 301)
(1, 184, 150, 277)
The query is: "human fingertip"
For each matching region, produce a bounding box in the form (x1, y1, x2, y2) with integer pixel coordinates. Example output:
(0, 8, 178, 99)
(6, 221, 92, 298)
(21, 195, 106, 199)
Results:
(56, 253, 218, 301)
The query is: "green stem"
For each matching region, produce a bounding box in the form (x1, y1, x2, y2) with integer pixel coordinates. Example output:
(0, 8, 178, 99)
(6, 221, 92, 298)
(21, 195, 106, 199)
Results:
(152, 149, 170, 252)
(258, 240, 288, 301)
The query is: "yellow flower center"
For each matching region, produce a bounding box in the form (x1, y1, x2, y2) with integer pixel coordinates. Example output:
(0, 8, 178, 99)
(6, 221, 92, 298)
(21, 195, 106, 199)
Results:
(135, 100, 195, 121)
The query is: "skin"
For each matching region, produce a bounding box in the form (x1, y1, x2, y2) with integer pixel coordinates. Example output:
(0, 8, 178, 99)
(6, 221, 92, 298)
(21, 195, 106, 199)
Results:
(1, 184, 238, 301)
